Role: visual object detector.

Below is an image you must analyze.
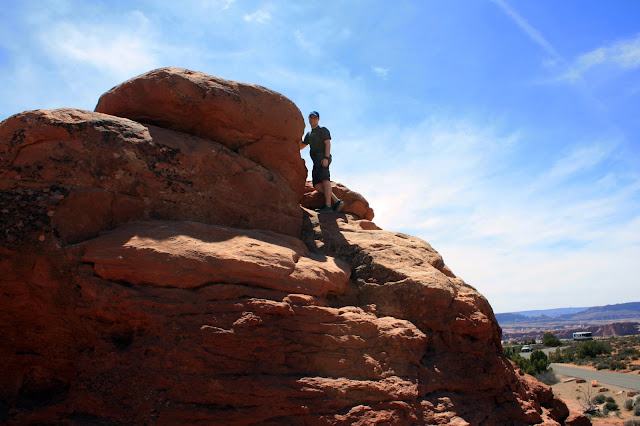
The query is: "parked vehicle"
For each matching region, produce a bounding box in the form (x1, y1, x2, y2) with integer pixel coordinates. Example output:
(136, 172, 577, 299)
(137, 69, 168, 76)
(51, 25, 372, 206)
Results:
(572, 331, 593, 341)
(521, 344, 532, 352)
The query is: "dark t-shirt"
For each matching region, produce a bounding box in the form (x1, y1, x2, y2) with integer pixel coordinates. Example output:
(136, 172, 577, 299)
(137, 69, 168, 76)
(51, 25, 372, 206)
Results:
(302, 126, 331, 159)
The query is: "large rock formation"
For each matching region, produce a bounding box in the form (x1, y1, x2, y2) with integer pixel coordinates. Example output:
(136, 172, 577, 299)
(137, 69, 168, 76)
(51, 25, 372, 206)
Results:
(0, 68, 588, 425)
(95, 67, 307, 200)
(0, 108, 301, 242)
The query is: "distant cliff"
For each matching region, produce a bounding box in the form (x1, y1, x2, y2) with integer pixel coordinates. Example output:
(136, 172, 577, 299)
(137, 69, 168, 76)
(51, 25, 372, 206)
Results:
(0, 68, 587, 425)
(497, 302, 640, 326)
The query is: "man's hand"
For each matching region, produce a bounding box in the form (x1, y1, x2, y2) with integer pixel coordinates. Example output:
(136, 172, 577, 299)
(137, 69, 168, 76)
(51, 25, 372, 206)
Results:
(321, 157, 329, 167)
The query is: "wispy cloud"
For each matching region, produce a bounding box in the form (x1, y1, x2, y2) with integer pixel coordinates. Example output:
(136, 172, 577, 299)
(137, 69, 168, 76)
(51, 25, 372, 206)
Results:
(38, 11, 159, 80)
(338, 115, 640, 312)
(199, 0, 236, 10)
(372, 66, 389, 79)
(244, 9, 271, 23)
(550, 34, 640, 83)
(294, 30, 313, 51)
(491, 0, 561, 61)
(528, 142, 617, 192)
(575, 33, 640, 72)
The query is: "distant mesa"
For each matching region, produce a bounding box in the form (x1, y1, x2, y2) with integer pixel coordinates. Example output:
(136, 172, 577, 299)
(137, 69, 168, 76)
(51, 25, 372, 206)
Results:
(496, 302, 640, 325)
(498, 302, 640, 342)
(0, 67, 588, 425)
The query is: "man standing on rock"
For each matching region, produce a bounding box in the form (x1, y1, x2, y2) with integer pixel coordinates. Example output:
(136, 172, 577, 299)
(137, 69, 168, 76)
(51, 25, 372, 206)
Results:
(300, 111, 343, 213)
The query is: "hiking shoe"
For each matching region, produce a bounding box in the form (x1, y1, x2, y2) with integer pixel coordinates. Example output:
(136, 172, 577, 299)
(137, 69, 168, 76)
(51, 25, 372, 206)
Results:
(316, 205, 333, 213)
(333, 199, 344, 212)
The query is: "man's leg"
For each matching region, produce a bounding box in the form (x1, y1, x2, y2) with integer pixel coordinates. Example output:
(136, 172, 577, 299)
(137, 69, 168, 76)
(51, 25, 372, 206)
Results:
(312, 161, 341, 213)
(322, 180, 333, 206)
(314, 181, 338, 206)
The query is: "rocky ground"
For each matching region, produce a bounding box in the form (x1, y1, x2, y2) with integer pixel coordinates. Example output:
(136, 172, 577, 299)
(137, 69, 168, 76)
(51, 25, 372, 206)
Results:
(552, 370, 640, 425)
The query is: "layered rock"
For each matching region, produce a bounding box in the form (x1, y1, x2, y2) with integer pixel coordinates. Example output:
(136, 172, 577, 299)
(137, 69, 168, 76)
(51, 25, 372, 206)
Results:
(0, 108, 301, 242)
(95, 67, 307, 200)
(80, 220, 350, 297)
(0, 68, 589, 425)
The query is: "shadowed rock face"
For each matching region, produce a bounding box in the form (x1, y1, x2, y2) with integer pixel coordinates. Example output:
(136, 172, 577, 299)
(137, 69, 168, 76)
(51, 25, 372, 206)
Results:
(0, 68, 588, 425)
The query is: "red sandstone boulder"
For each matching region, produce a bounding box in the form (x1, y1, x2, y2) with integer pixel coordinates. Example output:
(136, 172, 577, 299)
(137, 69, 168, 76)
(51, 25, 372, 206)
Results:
(79, 220, 350, 297)
(302, 181, 375, 220)
(0, 209, 583, 424)
(95, 67, 307, 199)
(0, 108, 302, 243)
(299, 210, 582, 424)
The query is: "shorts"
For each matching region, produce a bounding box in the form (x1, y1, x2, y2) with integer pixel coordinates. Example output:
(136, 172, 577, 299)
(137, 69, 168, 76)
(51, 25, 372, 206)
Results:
(311, 154, 331, 186)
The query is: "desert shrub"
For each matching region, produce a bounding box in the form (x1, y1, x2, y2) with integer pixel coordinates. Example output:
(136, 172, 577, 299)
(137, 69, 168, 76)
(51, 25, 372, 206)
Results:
(535, 369, 559, 386)
(625, 398, 635, 411)
(619, 347, 640, 357)
(549, 346, 577, 363)
(593, 393, 606, 404)
(635, 405, 640, 416)
(604, 400, 619, 411)
(578, 340, 611, 359)
(610, 360, 627, 370)
(595, 361, 608, 370)
(605, 396, 615, 403)
(542, 332, 561, 347)
(504, 349, 549, 376)
(624, 420, 640, 425)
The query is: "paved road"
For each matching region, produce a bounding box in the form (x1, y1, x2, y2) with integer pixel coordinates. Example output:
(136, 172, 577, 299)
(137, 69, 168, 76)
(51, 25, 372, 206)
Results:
(520, 347, 559, 358)
(550, 363, 640, 390)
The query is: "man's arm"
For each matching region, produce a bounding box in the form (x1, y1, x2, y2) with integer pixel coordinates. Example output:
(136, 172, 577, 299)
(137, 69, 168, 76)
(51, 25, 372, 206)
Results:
(300, 132, 309, 150)
(321, 139, 331, 166)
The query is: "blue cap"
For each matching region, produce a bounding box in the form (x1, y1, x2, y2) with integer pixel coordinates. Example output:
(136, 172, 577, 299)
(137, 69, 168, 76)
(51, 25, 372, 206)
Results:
(309, 111, 319, 118)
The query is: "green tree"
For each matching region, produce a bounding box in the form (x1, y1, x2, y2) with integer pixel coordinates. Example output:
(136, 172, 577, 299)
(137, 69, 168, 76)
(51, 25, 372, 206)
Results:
(527, 350, 550, 375)
(503, 345, 517, 358)
(577, 340, 611, 359)
(542, 332, 561, 347)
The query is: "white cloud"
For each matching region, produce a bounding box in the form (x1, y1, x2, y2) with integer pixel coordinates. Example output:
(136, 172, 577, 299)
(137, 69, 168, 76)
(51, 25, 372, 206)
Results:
(294, 30, 313, 51)
(491, 0, 561, 61)
(339, 115, 640, 313)
(38, 11, 159, 80)
(292, 18, 351, 56)
(244, 9, 271, 23)
(576, 33, 640, 71)
(553, 33, 640, 83)
(528, 143, 616, 192)
(372, 66, 389, 79)
(219, 0, 236, 10)
(197, 0, 236, 10)
(489, 0, 640, 86)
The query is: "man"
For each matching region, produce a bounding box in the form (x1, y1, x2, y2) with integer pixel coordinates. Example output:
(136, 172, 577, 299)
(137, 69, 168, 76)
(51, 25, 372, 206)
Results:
(299, 111, 343, 213)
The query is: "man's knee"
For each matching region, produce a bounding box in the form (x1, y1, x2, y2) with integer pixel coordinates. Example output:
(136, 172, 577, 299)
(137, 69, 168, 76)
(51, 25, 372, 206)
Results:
(314, 183, 324, 193)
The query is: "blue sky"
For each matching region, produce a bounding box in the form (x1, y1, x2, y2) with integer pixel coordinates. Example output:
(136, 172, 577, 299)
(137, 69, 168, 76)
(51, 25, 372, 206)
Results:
(1, 0, 639, 313)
